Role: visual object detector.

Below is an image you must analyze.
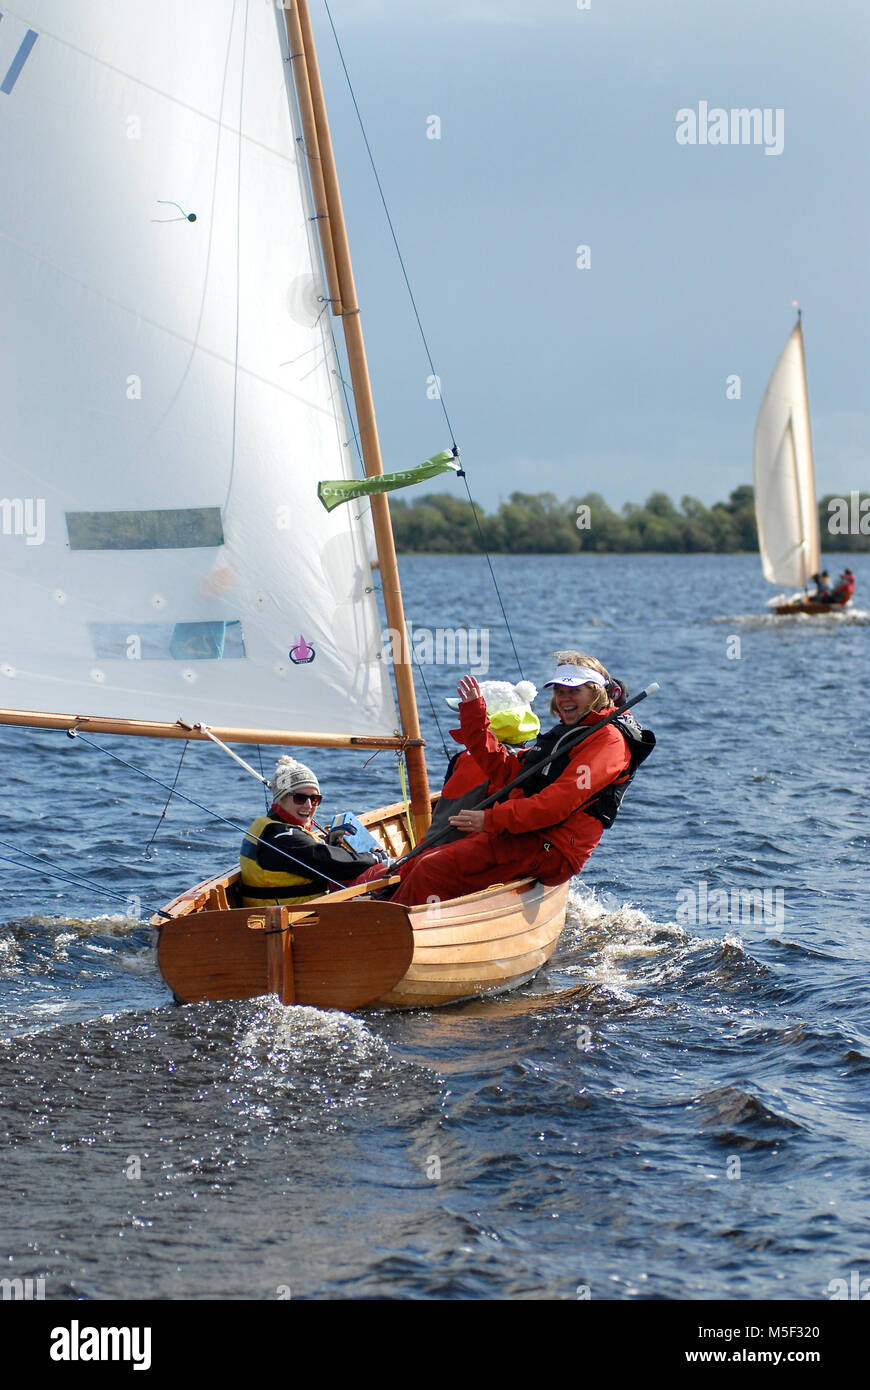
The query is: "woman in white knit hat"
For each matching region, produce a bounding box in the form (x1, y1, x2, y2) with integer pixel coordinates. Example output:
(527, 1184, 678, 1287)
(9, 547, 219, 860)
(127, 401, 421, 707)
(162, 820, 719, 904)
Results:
(239, 755, 385, 907)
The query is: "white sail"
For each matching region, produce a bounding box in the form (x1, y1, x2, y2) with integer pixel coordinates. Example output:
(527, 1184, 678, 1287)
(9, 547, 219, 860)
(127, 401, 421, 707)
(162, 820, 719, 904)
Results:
(752, 319, 820, 589)
(0, 0, 397, 738)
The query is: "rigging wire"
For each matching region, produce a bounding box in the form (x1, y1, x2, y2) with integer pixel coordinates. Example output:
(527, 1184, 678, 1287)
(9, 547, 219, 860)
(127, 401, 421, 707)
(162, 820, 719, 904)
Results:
(321, 0, 525, 681)
(143, 739, 189, 858)
(326, 292, 452, 757)
(66, 731, 353, 893)
(0, 844, 173, 922)
(322, 0, 456, 450)
(413, 664, 452, 759)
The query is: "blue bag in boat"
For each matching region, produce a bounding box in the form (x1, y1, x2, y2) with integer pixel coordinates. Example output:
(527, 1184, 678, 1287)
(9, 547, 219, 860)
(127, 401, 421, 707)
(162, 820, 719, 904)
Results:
(329, 812, 384, 856)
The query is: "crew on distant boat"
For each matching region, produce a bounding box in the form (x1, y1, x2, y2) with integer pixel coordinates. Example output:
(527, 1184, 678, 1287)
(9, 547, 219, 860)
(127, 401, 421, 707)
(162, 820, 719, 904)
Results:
(239, 757, 387, 907)
(822, 567, 855, 605)
(810, 571, 832, 600)
(378, 652, 654, 908)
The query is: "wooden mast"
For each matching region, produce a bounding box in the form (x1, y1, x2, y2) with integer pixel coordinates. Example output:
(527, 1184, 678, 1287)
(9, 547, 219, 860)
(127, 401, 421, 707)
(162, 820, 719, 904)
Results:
(285, 0, 432, 836)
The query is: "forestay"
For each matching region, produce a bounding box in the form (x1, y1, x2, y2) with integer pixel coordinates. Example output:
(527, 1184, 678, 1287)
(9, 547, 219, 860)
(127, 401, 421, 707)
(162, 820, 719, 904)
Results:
(0, 0, 397, 738)
(752, 319, 820, 590)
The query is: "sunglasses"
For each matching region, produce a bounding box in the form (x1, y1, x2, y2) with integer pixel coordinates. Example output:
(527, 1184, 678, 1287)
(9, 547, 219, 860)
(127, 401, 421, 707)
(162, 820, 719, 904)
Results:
(290, 792, 321, 806)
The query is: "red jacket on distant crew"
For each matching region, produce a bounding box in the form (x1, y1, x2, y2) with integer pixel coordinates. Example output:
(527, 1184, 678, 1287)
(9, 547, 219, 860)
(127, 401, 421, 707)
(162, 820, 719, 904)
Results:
(829, 571, 856, 604)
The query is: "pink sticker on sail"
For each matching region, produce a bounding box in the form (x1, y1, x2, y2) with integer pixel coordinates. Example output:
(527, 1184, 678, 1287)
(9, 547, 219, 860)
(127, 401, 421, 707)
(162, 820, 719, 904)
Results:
(289, 635, 315, 664)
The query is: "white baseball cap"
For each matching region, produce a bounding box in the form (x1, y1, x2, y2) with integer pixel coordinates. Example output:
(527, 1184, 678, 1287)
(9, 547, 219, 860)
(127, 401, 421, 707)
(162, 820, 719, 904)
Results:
(543, 663, 607, 689)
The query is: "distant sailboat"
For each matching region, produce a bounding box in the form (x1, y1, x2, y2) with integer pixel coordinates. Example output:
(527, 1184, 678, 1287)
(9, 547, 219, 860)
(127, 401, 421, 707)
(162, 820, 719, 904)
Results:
(753, 312, 853, 615)
(753, 312, 824, 612)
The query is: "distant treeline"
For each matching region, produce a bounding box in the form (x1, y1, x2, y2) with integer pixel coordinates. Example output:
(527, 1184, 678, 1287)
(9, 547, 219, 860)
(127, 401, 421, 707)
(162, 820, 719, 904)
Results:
(390, 487, 870, 555)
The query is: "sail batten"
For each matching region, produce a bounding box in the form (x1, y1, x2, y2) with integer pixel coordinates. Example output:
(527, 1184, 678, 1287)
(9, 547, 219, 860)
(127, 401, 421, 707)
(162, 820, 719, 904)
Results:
(0, 0, 397, 740)
(753, 319, 820, 590)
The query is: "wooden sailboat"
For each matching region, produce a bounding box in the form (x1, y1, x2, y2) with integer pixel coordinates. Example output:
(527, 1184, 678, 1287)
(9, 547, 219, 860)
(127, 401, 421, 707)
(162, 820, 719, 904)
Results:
(753, 313, 848, 615)
(0, 0, 569, 1009)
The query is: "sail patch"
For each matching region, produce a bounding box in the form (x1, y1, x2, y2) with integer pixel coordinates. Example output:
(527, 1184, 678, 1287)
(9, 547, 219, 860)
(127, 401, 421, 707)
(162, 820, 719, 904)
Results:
(0, 25, 38, 95)
(66, 509, 224, 550)
(89, 621, 245, 661)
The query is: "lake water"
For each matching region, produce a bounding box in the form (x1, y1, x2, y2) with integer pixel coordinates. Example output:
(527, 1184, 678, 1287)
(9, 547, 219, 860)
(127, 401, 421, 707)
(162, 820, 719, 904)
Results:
(1, 552, 869, 1308)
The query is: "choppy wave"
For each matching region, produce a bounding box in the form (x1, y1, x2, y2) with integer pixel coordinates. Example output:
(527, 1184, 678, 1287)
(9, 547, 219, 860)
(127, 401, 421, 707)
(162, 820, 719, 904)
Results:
(2, 552, 868, 1299)
(714, 606, 870, 627)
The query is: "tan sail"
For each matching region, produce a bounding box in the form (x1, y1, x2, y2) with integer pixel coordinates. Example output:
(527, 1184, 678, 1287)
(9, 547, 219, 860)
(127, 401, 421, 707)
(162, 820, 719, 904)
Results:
(753, 315, 821, 590)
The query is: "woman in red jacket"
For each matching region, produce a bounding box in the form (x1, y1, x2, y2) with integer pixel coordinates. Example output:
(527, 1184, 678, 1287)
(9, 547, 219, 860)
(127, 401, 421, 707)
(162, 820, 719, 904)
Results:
(387, 653, 638, 908)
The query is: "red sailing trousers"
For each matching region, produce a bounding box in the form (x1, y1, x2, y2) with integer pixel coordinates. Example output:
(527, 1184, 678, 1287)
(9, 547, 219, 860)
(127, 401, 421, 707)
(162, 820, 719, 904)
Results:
(386, 829, 573, 907)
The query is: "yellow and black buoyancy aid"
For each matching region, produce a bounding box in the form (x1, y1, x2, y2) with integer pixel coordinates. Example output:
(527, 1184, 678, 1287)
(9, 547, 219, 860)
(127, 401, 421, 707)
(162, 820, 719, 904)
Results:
(239, 814, 327, 907)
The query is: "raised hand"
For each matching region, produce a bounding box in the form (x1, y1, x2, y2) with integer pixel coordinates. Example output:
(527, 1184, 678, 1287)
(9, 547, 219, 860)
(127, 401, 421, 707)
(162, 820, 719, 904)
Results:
(456, 674, 482, 704)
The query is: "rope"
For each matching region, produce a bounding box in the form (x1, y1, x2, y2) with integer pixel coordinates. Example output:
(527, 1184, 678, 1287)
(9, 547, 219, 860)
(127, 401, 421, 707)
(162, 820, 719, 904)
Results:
(397, 754, 416, 849)
(255, 744, 270, 810)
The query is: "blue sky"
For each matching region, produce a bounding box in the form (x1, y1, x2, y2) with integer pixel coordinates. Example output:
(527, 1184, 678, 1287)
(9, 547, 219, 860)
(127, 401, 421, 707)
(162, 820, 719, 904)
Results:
(311, 0, 869, 511)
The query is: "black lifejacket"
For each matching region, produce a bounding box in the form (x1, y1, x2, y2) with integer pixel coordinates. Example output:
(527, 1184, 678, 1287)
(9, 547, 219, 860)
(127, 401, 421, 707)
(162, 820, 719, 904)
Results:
(421, 735, 538, 848)
(421, 751, 489, 848)
(509, 711, 655, 829)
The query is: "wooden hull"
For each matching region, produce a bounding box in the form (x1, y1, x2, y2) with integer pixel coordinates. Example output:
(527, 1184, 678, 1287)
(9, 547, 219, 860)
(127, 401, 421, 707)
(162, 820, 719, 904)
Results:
(378, 878, 569, 1008)
(772, 599, 850, 615)
(154, 797, 569, 1011)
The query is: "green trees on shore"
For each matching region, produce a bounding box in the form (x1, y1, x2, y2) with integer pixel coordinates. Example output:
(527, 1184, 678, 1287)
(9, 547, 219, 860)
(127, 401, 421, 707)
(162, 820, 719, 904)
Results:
(389, 488, 870, 554)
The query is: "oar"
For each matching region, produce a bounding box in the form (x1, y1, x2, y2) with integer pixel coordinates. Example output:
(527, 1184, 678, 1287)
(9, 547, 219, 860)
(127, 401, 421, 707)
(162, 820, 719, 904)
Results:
(392, 682, 660, 869)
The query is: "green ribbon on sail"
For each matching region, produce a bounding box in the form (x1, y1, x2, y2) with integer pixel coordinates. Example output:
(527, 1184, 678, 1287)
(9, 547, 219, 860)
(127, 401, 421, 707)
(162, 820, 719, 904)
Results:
(317, 451, 459, 513)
